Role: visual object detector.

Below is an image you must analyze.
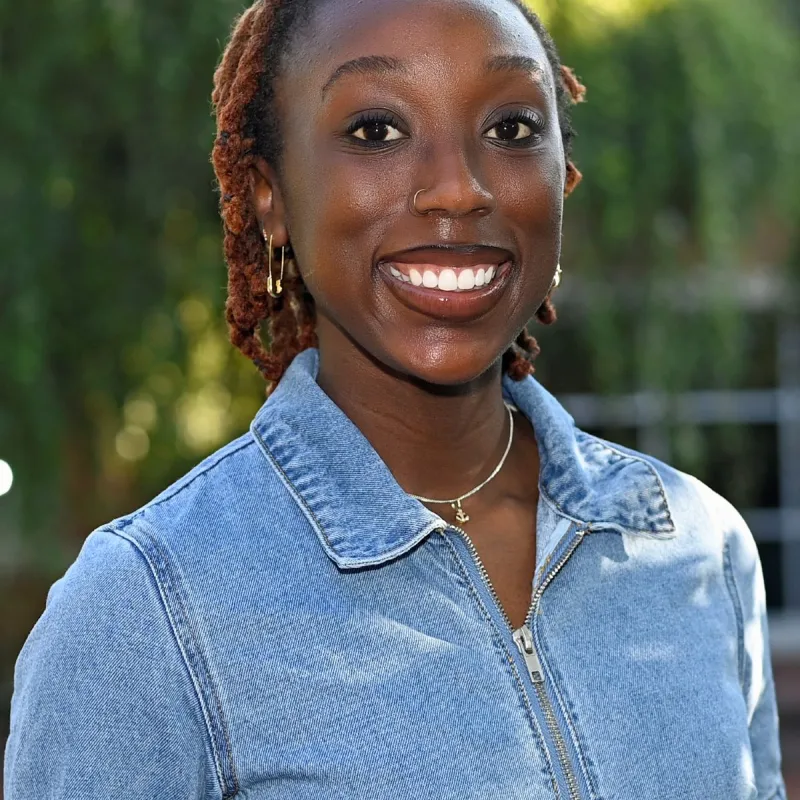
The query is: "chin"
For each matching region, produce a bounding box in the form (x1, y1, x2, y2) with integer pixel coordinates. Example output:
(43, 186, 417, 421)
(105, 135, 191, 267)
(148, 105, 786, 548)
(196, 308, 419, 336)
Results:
(381, 338, 505, 390)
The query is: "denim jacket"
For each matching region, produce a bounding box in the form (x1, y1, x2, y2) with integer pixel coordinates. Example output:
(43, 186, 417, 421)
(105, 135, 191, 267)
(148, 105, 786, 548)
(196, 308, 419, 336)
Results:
(5, 348, 786, 800)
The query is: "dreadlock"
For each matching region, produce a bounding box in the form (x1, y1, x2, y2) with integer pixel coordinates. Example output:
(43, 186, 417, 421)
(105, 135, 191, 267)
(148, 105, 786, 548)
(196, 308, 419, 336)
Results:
(211, 0, 586, 392)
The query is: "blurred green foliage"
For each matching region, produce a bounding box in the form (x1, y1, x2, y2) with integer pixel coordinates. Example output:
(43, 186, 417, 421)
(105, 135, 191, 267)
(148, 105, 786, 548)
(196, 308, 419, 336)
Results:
(0, 0, 265, 564)
(534, 0, 800, 511)
(0, 0, 798, 586)
(546, 0, 799, 391)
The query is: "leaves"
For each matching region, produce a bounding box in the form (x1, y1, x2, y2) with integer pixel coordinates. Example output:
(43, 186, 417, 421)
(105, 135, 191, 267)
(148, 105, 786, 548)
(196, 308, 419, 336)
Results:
(0, 0, 798, 562)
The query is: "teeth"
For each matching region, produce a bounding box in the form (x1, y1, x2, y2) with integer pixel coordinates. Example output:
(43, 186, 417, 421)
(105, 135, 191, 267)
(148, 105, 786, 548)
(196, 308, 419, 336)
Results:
(390, 263, 501, 290)
(457, 269, 475, 290)
(438, 269, 458, 291)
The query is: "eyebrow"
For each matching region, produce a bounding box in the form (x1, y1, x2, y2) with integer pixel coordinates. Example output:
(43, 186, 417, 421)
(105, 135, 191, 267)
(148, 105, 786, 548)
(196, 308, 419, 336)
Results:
(322, 55, 407, 96)
(485, 54, 547, 82)
(321, 53, 547, 97)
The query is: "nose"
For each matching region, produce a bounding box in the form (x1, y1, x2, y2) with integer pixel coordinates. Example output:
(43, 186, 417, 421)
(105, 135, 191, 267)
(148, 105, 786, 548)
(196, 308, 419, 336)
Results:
(411, 143, 496, 218)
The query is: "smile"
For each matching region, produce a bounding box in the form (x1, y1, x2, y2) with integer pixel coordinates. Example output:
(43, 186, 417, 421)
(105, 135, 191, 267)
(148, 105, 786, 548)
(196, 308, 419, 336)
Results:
(377, 260, 513, 323)
(375, 243, 515, 321)
(386, 263, 501, 292)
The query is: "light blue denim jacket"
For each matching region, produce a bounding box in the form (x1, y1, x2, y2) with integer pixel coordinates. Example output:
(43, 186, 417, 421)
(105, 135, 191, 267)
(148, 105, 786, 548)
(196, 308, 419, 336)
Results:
(5, 348, 786, 799)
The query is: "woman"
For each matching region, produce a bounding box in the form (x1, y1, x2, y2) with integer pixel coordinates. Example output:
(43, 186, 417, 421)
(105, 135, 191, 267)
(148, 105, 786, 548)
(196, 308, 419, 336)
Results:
(4, 0, 786, 797)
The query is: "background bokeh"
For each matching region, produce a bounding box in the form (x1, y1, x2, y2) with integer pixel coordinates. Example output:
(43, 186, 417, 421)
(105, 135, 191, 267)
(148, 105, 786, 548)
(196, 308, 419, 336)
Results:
(1, 0, 799, 790)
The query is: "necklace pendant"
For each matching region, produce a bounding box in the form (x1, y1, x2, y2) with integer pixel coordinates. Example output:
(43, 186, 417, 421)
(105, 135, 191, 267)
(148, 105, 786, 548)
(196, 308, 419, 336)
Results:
(452, 500, 470, 525)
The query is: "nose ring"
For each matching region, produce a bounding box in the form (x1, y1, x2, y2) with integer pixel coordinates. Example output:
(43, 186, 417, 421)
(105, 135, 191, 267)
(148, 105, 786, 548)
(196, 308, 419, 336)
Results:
(411, 188, 429, 216)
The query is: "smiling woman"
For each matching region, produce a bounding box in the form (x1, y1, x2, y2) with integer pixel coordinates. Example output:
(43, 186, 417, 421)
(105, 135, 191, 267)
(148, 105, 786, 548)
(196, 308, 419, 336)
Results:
(3, 1, 787, 799)
(213, 0, 584, 389)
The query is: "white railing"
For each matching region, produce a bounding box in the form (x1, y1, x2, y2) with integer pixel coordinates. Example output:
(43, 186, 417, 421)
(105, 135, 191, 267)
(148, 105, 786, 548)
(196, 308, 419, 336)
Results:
(556, 311, 800, 650)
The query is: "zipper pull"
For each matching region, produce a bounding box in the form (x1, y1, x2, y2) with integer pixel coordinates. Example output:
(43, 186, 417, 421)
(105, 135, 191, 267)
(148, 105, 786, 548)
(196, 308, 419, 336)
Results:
(512, 624, 545, 684)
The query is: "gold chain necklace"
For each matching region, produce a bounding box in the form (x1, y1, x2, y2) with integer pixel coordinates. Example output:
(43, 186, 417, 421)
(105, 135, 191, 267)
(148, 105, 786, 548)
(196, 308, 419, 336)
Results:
(408, 404, 515, 525)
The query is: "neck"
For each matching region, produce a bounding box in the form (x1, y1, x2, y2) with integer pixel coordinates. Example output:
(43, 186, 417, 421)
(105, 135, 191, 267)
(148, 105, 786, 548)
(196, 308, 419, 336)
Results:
(315, 322, 513, 502)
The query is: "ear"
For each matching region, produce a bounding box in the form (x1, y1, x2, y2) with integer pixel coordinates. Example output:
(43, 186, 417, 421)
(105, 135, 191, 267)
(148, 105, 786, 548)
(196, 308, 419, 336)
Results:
(563, 160, 583, 197)
(249, 156, 289, 247)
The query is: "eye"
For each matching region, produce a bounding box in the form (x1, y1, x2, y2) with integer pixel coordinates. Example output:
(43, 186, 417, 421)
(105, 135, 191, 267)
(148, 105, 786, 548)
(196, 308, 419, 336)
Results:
(485, 111, 545, 145)
(345, 112, 408, 147)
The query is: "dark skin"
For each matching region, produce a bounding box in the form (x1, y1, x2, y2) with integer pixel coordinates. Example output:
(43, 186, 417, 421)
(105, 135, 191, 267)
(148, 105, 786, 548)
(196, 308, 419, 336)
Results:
(251, 0, 566, 629)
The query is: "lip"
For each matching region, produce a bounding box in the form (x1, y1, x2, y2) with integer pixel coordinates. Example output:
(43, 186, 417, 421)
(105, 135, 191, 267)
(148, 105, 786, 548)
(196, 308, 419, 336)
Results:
(377, 259, 514, 322)
(379, 243, 514, 268)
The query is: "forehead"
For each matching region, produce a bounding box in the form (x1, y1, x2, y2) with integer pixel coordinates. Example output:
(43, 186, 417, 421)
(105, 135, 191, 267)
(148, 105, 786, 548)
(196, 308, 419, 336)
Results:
(286, 0, 552, 88)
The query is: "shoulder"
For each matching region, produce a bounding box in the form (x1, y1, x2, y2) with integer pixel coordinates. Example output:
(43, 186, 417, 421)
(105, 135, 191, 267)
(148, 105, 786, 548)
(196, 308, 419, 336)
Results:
(7, 431, 287, 796)
(112, 430, 266, 528)
(7, 521, 225, 796)
(26, 431, 275, 648)
(103, 428, 295, 561)
(38, 428, 305, 650)
(584, 432, 770, 688)
(594, 433, 755, 547)
(586, 432, 764, 631)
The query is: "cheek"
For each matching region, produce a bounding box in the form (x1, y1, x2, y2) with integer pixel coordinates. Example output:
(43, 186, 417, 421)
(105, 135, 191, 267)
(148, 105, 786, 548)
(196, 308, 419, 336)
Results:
(282, 149, 403, 311)
(498, 153, 564, 242)
(494, 152, 565, 302)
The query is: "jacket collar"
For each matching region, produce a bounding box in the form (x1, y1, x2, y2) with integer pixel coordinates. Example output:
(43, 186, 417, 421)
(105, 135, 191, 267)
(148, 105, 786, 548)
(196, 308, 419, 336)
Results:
(251, 349, 675, 569)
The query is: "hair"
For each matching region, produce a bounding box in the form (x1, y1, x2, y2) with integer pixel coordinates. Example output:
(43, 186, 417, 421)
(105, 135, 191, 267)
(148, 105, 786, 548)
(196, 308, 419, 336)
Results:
(211, 0, 586, 392)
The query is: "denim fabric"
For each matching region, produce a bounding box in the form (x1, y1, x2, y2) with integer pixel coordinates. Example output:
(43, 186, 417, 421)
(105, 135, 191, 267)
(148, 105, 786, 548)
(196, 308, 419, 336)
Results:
(5, 348, 786, 799)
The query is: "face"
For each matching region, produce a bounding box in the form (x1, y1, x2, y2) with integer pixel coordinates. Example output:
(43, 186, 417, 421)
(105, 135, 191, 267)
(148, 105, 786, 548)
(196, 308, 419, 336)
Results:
(252, 0, 565, 386)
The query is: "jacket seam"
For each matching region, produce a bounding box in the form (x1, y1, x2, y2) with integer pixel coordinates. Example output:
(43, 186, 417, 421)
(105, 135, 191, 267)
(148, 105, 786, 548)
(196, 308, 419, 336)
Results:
(120, 437, 255, 525)
(250, 426, 335, 554)
(108, 525, 240, 799)
(538, 484, 589, 528)
(580, 432, 676, 532)
(722, 538, 747, 693)
(762, 781, 787, 800)
(252, 427, 453, 568)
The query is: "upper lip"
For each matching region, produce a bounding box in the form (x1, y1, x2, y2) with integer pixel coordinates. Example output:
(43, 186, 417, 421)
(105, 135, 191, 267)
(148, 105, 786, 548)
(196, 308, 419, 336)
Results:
(378, 243, 515, 268)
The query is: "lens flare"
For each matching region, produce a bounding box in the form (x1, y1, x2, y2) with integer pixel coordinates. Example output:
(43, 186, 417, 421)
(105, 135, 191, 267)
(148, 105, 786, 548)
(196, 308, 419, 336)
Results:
(0, 460, 13, 496)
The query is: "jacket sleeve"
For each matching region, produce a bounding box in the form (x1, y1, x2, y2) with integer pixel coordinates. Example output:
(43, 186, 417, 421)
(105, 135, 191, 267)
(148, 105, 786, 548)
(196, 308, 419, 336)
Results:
(3, 527, 219, 799)
(719, 495, 787, 800)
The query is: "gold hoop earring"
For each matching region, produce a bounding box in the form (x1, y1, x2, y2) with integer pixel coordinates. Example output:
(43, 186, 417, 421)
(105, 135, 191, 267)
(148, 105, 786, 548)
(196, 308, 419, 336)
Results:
(552, 263, 562, 289)
(264, 232, 285, 298)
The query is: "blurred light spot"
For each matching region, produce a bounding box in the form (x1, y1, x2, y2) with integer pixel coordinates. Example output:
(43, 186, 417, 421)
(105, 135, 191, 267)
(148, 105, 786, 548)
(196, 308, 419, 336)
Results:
(105, 0, 134, 16)
(49, 177, 74, 209)
(653, 209, 688, 246)
(178, 297, 210, 333)
(115, 426, 150, 462)
(147, 373, 173, 397)
(0, 460, 13, 496)
(124, 394, 158, 430)
(176, 384, 232, 453)
(191, 332, 227, 381)
(146, 362, 183, 398)
(529, 0, 675, 28)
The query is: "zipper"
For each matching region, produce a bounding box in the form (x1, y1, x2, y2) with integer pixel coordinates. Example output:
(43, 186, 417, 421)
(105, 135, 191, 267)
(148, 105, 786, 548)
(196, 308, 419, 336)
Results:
(512, 625, 581, 800)
(442, 523, 586, 800)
